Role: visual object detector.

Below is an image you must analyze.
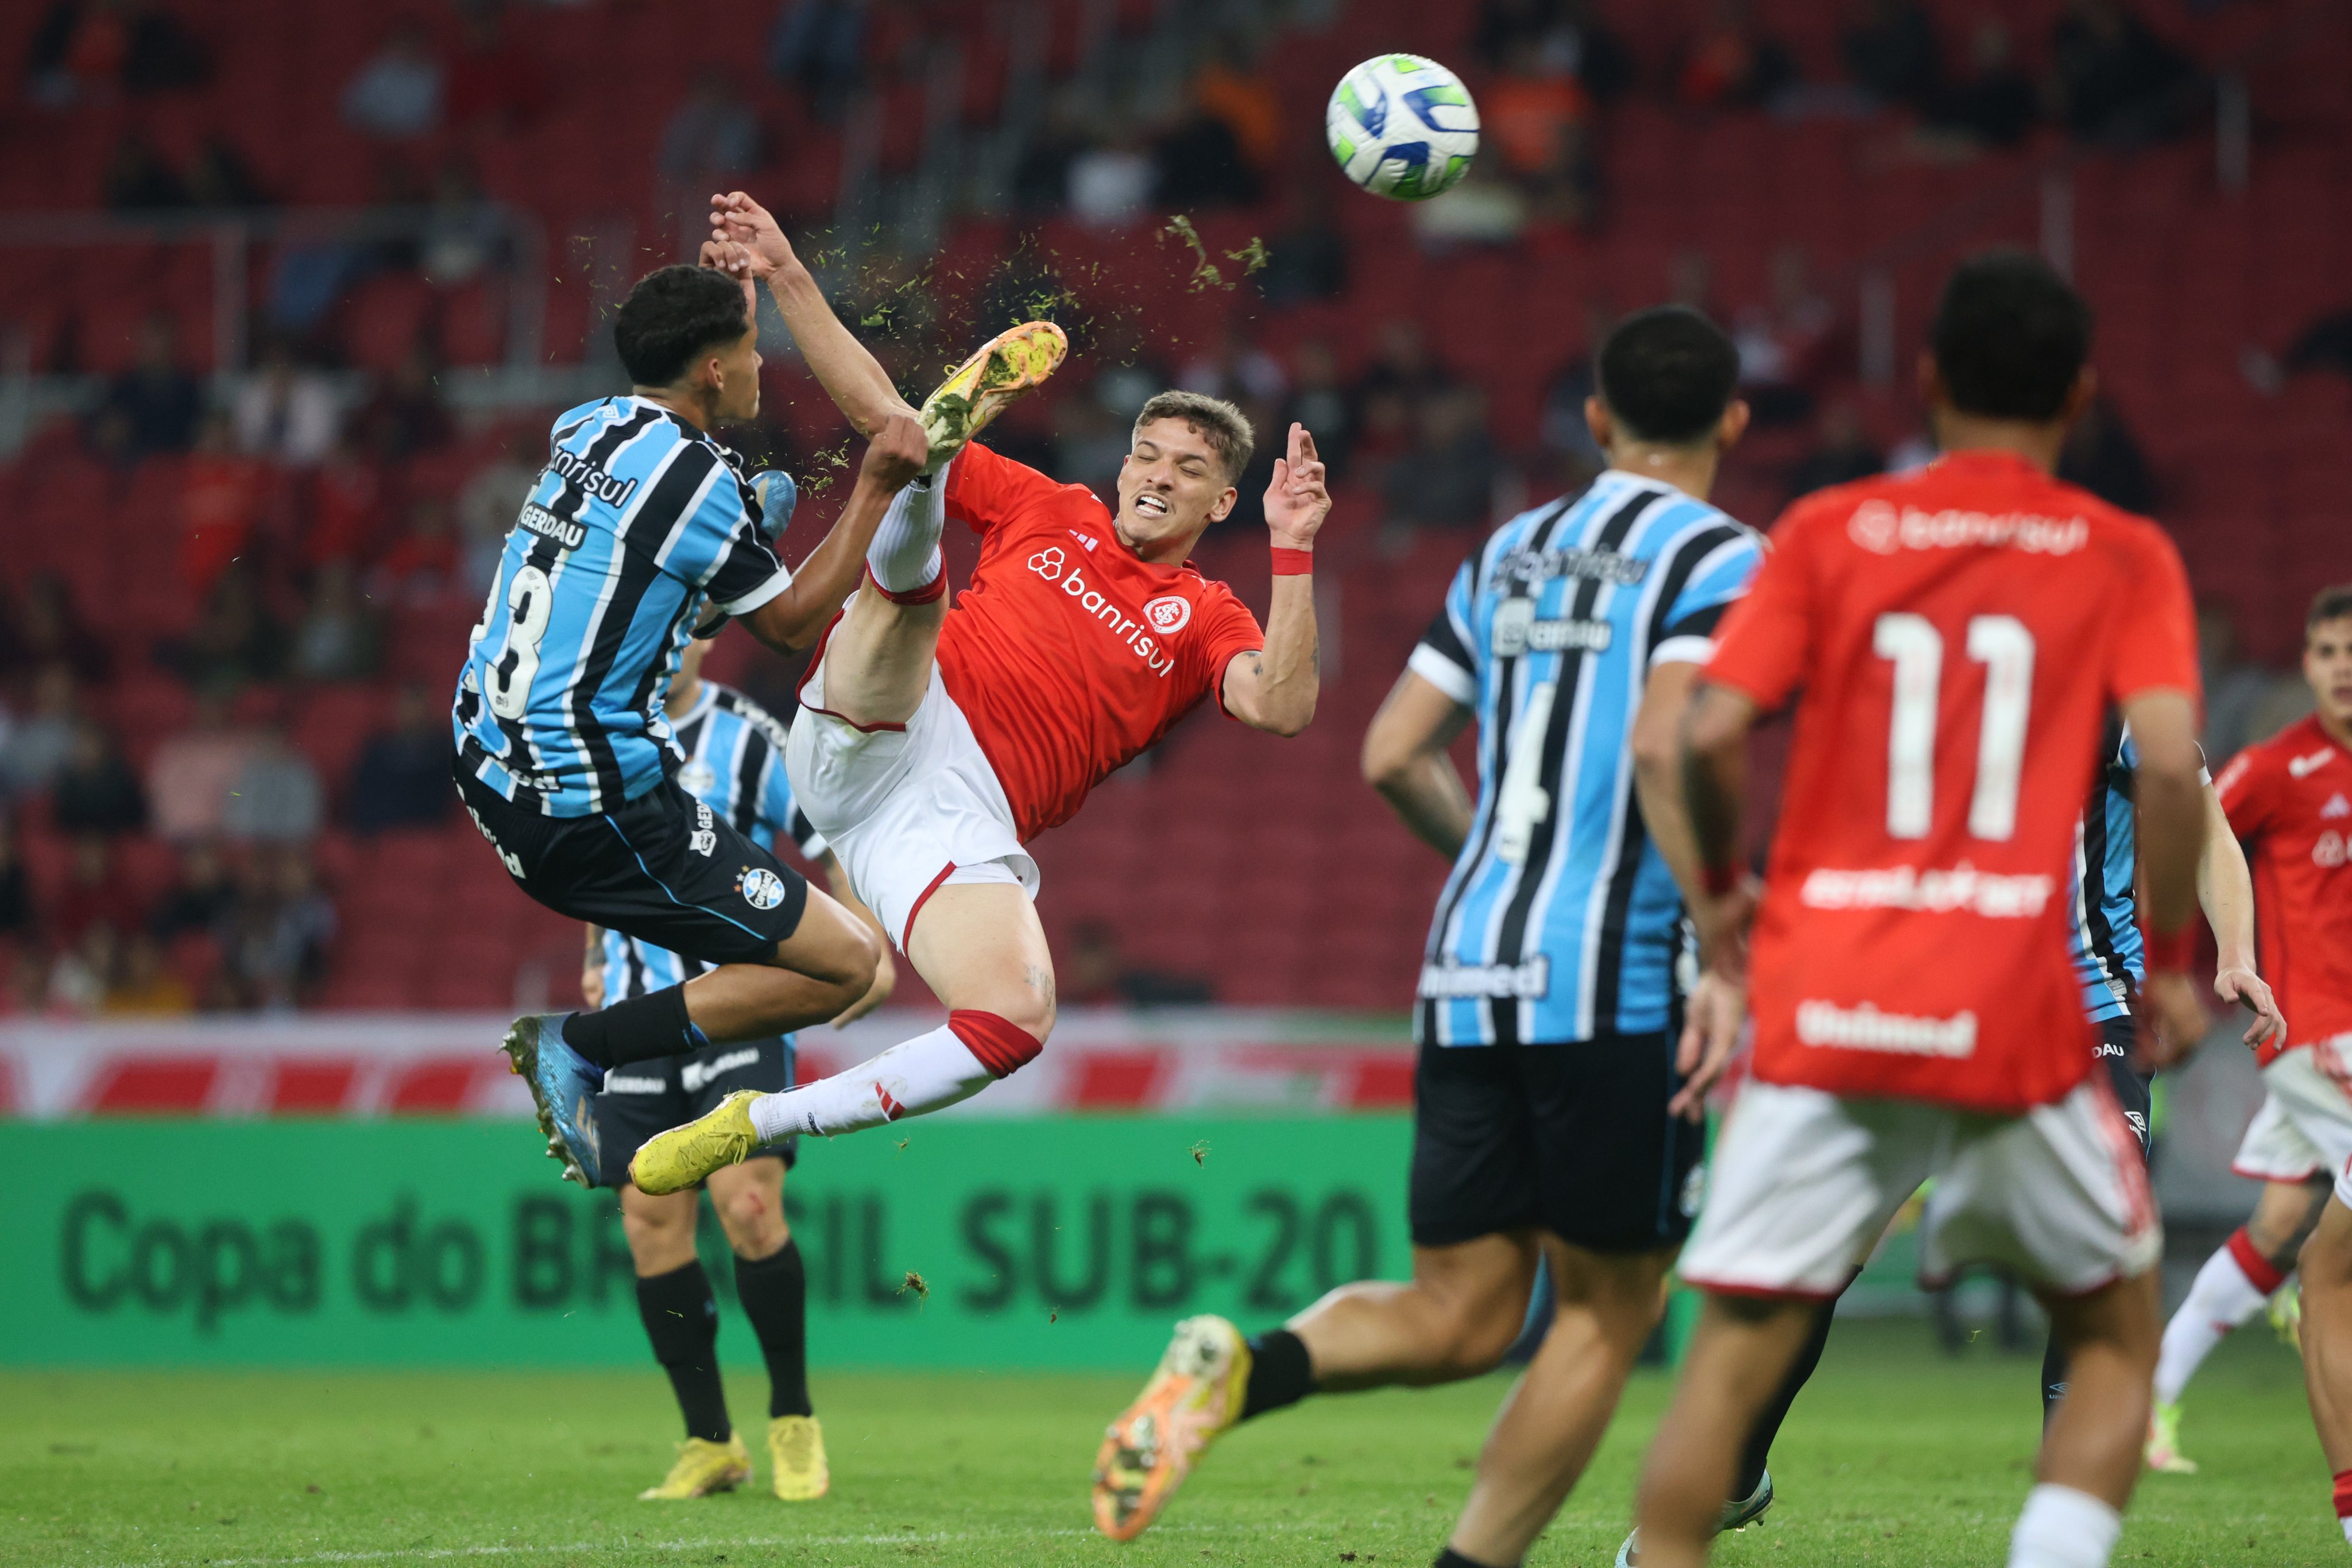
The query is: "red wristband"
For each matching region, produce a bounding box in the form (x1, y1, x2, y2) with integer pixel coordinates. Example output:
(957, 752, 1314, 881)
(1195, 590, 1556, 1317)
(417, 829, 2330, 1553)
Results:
(1700, 861, 1740, 897)
(1270, 547, 1313, 576)
(2141, 923, 2195, 974)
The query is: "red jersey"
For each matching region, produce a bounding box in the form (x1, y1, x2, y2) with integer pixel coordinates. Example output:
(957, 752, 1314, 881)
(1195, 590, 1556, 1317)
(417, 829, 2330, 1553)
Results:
(1707, 451, 2200, 1113)
(938, 443, 1266, 839)
(2215, 715, 2352, 1063)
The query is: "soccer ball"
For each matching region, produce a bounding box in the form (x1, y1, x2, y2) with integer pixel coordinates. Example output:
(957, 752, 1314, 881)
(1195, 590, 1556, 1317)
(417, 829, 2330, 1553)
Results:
(1325, 54, 1479, 202)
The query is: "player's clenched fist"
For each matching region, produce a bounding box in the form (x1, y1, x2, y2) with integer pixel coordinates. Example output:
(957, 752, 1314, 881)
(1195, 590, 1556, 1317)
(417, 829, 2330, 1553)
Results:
(709, 190, 798, 280)
(1264, 423, 1332, 549)
(861, 412, 929, 493)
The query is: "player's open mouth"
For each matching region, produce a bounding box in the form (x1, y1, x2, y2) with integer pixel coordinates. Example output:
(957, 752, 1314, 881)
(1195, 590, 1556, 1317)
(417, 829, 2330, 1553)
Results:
(1134, 494, 1170, 519)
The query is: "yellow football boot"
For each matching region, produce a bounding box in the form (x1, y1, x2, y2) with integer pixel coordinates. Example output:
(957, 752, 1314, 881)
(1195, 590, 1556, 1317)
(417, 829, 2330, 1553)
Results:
(629, 1089, 761, 1196)
(1091, 1315, 1251, 1542)
(2270, 1281, 2303, 1350)
(638, 1434, 752, 1500)
(2145, 1399, 2196, 1475)
(919, 319, 1067, 471)
(768, 1414, 830, 1500)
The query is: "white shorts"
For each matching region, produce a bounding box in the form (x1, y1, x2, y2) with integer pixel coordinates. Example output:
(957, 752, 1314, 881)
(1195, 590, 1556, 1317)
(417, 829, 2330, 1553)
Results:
(1679, 1077, 2159, 1299)
(785, 661, 1038, 953)
(2230, 1036, 2352, 1203)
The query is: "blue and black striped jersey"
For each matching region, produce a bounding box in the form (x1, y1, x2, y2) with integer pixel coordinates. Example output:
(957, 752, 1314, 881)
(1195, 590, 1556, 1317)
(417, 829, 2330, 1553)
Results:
(600, 681, 827, 1001)
(452, 398, 795, 818)
(2065, 722, 2209, 1023)
(1411, 471, 1764, 1046)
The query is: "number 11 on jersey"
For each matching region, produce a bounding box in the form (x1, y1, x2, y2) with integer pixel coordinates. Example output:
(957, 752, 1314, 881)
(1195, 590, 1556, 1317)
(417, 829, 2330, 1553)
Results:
(1873, 612, 2034, 842)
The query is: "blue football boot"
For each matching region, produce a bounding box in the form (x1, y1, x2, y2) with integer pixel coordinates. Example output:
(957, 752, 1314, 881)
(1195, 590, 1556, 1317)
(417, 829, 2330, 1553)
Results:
(500, 1013, 605, 1187)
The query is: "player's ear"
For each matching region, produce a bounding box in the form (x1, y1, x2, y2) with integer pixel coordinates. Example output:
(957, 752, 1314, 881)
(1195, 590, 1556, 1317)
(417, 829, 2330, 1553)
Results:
(1716, 398, 1751, 452)
(2057, 366, 2098, 430)
(1584, 395, 1612, 452)
(1915, 349, 1943, 410)
(1209, 485, 1238, 524)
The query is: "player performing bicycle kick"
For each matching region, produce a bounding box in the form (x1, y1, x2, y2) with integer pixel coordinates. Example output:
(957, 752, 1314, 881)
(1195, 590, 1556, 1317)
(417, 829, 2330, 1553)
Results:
(625, 204, 1334, 1194)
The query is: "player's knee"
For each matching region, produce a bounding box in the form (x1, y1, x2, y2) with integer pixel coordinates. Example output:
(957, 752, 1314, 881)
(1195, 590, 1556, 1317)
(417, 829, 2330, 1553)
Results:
(716, 1185, 786, 1255)
(620, 1197, 695, 1268)
(1424, 1298, 1521, 1379)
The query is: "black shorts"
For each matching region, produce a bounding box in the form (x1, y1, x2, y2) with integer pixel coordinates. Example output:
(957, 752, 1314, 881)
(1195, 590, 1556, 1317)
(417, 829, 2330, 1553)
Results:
(456, 770, 808, 966)
(2095, 1014, 2154, 1163)
(594, 1035, 799, 1188)
(1409, 1032, 1704, 1254)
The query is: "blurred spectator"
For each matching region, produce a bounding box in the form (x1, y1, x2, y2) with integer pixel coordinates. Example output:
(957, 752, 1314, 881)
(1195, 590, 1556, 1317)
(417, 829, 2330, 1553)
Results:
(150, 840, 236, 940)
(218, 847, 335, 1010)
(1842, 0, 1940, 111)
(1063, 919, 1214, 1006)
(120, 2, 209, 93)
(1925, 20, 2040, 149)
(91, 313, 201, 459)
(1486, 40, 1591, 188)
(0, 574, 111, 684)
(768, 0, 865, 120)
(186, 133, 268, 207)
(1354, 319, 1456, 411)
(156, 566, 285, 696)
(1383, 387, 1495, 532)
(353, 343, 454, 459)
(222, 718, 323, 845)
(374, 497, 461, 602)
(147, 693, 251, 841)
(2056, 394, 2155, 514)
(1154, 88, 1263, 211)
(1476, 0, 1632, 102)
(28, 1, 209, 103)
(49, 923, 116, 1013)
(289, 560, 381, 682)
(2051, 0, 2196, 145)
(349, 684, 455, 834)
(1180, 328, 1286, 411)
(1257, 188, 1349, 308)
(50, 719, 146, 835)
(1538, 303, 1618, 478)
(233, 340, 340, 465)
(458, 426, 540, 590)
(2198, 599, 2275, 763)
(178, 412, 265, 594)
(341, 20, 444, 138)
(444, 4, 549, 133)
(419, 159, 509, 287)
(1280, 341, 1356, 478)
(2243, 306, 2352, 394)
(101, 127, 187, 210)
(1192, 36, 1282, 179)
(1733, 245, 1837, 427)
(661, 68, 765, 188)
(0, 820, 30, 940)
(1677, 0, 1797, 110)
(1, 664, 81, 797)
(1069, 130, 1154, 229)
(104, 932, 191, 1014)
(23, 1, 87, 104)
(304, 435, 383, 569)
(1786, 402, 1885, 500)
(53, 833, 143, 950)
(1011, 96, 1089, 215)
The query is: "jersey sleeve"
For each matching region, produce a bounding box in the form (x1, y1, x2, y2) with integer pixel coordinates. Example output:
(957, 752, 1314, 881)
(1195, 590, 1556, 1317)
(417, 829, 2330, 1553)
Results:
(1654, 527, 1765, 668)
(2101, 527, 2202, 710)
(943, 442, 1070, 536)
(1703, 513, 1812, 711)
(2214, 745, 2277, 839)
(666, 453, 792, 617)
(1200, 589, 1270, 722)
(1406, 553, 1480, 704)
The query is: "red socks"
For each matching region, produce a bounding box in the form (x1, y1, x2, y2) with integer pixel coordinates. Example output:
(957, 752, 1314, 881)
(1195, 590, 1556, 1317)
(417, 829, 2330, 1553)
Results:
(2226, 1226, 2288, 1296)
(948, 1009, 1044, 1078)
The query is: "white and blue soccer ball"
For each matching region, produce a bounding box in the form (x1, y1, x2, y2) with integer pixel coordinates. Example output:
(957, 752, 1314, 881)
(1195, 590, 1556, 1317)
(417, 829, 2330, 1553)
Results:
(1325, 54, 1479, 202)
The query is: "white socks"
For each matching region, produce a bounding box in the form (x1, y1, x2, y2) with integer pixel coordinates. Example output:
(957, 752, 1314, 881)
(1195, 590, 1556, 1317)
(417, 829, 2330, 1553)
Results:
(865, 464, 947, 597)
(2007, 1484, 2121, 1568)
(748, 1024, 993, 1142)
(2154, 1238, 2275, 1404)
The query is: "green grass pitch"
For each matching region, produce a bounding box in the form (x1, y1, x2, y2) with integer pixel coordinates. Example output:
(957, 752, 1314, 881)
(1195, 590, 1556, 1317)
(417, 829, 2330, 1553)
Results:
(1, 1322, 2332, 1566)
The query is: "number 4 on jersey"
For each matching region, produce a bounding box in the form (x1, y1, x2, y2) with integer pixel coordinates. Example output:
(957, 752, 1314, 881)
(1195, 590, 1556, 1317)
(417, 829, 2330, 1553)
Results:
(1873, 613, 2034, 842)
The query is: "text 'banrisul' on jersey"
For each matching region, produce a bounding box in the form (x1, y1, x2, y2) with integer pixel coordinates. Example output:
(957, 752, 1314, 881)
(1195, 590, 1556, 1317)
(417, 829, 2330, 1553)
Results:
(1411, 471, 1763, 1047)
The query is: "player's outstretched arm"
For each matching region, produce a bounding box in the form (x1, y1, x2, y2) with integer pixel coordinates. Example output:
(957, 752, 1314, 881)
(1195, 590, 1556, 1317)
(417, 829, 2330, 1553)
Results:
(706, 191, 918, 439)
(2127, 688, 2215, 1066)
(738, 413, 928, 655)
(1222, 425, 1332, 737)
(2195, 777, 2287, 1048)
(1361, 668, 1475, 858)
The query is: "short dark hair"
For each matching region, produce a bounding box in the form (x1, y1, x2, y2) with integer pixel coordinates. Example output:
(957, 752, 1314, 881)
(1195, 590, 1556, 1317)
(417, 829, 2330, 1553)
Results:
(2312, 583, 2352, 634)
(1595, 306, 1739, 446)
(1133, 390, 1255, 482)
(1929, 250, 2093, 422)
(614, 265, 751, 387)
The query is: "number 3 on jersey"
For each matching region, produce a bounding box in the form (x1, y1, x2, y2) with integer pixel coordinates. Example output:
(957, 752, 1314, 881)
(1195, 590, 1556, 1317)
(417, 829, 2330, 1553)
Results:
(1873, 612, 2033, 842)
(472, 565, 555, 721)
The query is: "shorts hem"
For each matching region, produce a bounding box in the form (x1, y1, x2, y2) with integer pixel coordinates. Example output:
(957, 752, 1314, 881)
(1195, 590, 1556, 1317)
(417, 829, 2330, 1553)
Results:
(1680, 1272, 1846, 1303)
(2231, 1159, 2323, 1181)
(902, 861, 957, 950)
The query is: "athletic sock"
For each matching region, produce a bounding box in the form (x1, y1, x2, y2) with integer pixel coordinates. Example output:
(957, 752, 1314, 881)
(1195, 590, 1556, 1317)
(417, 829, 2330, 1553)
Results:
(1734, 1296, 1835, 1498)
(636, 1260, 729, 1445)
(746, 1011, 1041, 1143)
(2007, 1483, 2121, 1568)
(1433, 1548, 1510, 1568)
(865, 467, 946, 599)
(2334, 1468, 2352, 1543)
(2154, 1228, 2279, 1404)
(562, 985, 707, 1069)
(733, 1239, 813, 1419)
(1238, 1328, 1315, 1422)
